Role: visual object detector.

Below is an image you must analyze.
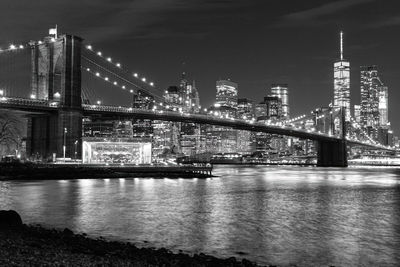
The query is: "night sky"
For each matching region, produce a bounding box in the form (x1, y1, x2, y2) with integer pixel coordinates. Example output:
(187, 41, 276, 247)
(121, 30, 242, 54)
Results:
(0, 0, 399, 134)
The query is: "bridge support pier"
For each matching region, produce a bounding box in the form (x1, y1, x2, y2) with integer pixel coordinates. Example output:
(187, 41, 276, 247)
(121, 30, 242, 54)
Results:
(26, 110, 82, 161)
(317, 140, 348, 167)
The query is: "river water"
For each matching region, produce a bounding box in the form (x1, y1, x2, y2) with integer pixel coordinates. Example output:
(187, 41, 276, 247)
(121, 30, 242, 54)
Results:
(1, 165, 400, 266)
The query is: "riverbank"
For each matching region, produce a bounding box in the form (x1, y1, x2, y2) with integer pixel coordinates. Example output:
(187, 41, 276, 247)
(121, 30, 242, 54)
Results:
(0, 162, 213, 180)
(0, 213, 266, 266)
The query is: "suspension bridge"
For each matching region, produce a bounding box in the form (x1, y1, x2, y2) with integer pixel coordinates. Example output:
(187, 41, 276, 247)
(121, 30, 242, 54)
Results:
(0, 32, 395, 167)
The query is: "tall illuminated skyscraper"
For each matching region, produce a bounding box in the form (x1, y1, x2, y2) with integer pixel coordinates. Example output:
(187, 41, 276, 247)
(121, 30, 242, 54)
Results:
(270, 84, 289, 118)
(378, 85, 388, 126)
(333, 31, 350, 119)
(360, 65, 387, 128)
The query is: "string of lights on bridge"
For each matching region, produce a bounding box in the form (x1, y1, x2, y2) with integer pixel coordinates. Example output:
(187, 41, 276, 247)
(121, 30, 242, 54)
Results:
(84, 44, 155, 87)
(84, 67, 136, 94)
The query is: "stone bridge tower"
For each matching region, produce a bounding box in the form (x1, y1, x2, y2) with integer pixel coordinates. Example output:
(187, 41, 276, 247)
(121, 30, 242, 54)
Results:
(27, 34, 83, 160)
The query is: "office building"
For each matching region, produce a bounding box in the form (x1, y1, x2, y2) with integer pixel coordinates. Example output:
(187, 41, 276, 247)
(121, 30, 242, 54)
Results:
(237, 98, 255, 153)
(270, 84, 289, 118)
(360, 65, 382, 128)
(378, 85, 389, 126)
(354, 105, 361, 123)
(216, 79, 238, 109)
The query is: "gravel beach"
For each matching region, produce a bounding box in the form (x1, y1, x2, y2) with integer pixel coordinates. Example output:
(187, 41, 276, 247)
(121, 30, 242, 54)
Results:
(0, 223, 269, 266)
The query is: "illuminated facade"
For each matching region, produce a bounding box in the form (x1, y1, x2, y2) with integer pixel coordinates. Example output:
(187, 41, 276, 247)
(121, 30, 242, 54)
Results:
(270, 84, 289, 118)
(354, 105, 361, 123)
(82, 141, 151, 164)
(378, 85, 388, 126)
(254, 96, 283, 153)
(216, 80, 238, 109)
(333, 31, 350, 120)
(360, 66, 381, 128)
(237, 98, 255, 153)
(255, 96, 282, 121)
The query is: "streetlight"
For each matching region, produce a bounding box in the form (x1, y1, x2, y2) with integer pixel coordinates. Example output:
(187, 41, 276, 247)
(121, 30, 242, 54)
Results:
(97, 100, 101, 105)
(63, 127, 67, 162)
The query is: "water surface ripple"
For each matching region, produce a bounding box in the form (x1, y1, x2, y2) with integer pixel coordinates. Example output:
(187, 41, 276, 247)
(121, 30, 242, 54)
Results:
(1, 165, 399, 266)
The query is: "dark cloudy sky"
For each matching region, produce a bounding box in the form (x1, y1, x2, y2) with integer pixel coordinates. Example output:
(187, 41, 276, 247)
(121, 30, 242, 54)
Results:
(0, 0, 399, 134)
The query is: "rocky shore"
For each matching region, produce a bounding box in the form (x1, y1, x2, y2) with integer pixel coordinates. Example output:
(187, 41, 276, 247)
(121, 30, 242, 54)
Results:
(0, 210, 268, 266)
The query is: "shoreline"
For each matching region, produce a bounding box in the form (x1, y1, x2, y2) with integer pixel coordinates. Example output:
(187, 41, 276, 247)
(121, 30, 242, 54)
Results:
(0, 162, 214, 180)
(0, 223, 267, 266)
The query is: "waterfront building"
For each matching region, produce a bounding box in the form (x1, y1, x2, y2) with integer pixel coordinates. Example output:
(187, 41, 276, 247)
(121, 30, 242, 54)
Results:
(82, 141, 151, 164)
(216, 79, 238, 109)
(333, 31, 350, 120)
(270, 84, 289, 118)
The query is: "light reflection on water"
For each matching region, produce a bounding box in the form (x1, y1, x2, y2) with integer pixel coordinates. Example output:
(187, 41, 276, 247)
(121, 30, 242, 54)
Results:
(1, 166, 400, 266)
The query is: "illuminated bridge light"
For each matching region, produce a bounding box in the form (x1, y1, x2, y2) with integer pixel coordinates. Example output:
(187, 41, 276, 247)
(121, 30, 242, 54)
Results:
(141, 77, 146, 82)
(113, 81, 117, 85)
(107, 57, 112, 62)
(122, 85, 126, 89)
(86, 68, 90, 71)
(9, 44, 16, 50)
(97, 51, 102, 56)
(19, 45, 24, 49)
(86, 45, 92, 50)
(104, 77, 109, 81)
(116, 63, 121, 67)
(133, 73, 138, 77)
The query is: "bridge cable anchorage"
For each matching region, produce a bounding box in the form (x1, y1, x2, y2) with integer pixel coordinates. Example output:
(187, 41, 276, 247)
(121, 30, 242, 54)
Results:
(82, 44, 161, 92)
(81, 55, 163, 103)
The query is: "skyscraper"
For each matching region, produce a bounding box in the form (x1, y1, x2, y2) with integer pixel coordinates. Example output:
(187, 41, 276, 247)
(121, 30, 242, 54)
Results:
(216, 79, 238, 109)
(333, 31, 350, 119)
(354, 105, 361, 123)
(360, 65, 381, 128)
(270, 84, 289, 118)
(378, 85, 388, 126)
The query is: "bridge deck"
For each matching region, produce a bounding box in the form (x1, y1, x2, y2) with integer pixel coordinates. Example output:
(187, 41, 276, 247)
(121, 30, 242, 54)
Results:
(0, 97, 394, 151)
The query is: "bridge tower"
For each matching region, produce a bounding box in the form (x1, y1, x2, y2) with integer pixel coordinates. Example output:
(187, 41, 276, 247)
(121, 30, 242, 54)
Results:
(317, 107, 348, 167)
(27, 34, 83, 160)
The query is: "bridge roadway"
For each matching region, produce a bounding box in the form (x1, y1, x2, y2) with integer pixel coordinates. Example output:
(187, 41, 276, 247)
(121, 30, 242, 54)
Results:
(83, 104, 341, 142)
(0, 96, 393, 151)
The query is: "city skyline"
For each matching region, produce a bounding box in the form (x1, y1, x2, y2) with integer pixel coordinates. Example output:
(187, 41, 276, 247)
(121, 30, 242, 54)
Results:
(0, 0, 399, 135)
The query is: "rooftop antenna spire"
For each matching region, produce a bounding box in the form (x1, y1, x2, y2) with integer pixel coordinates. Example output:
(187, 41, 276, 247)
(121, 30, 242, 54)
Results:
(340, 31, 343, 61)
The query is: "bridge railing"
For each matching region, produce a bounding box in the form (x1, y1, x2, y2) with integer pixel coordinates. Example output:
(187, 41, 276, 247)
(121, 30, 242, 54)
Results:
(0, 96, 59, 108)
